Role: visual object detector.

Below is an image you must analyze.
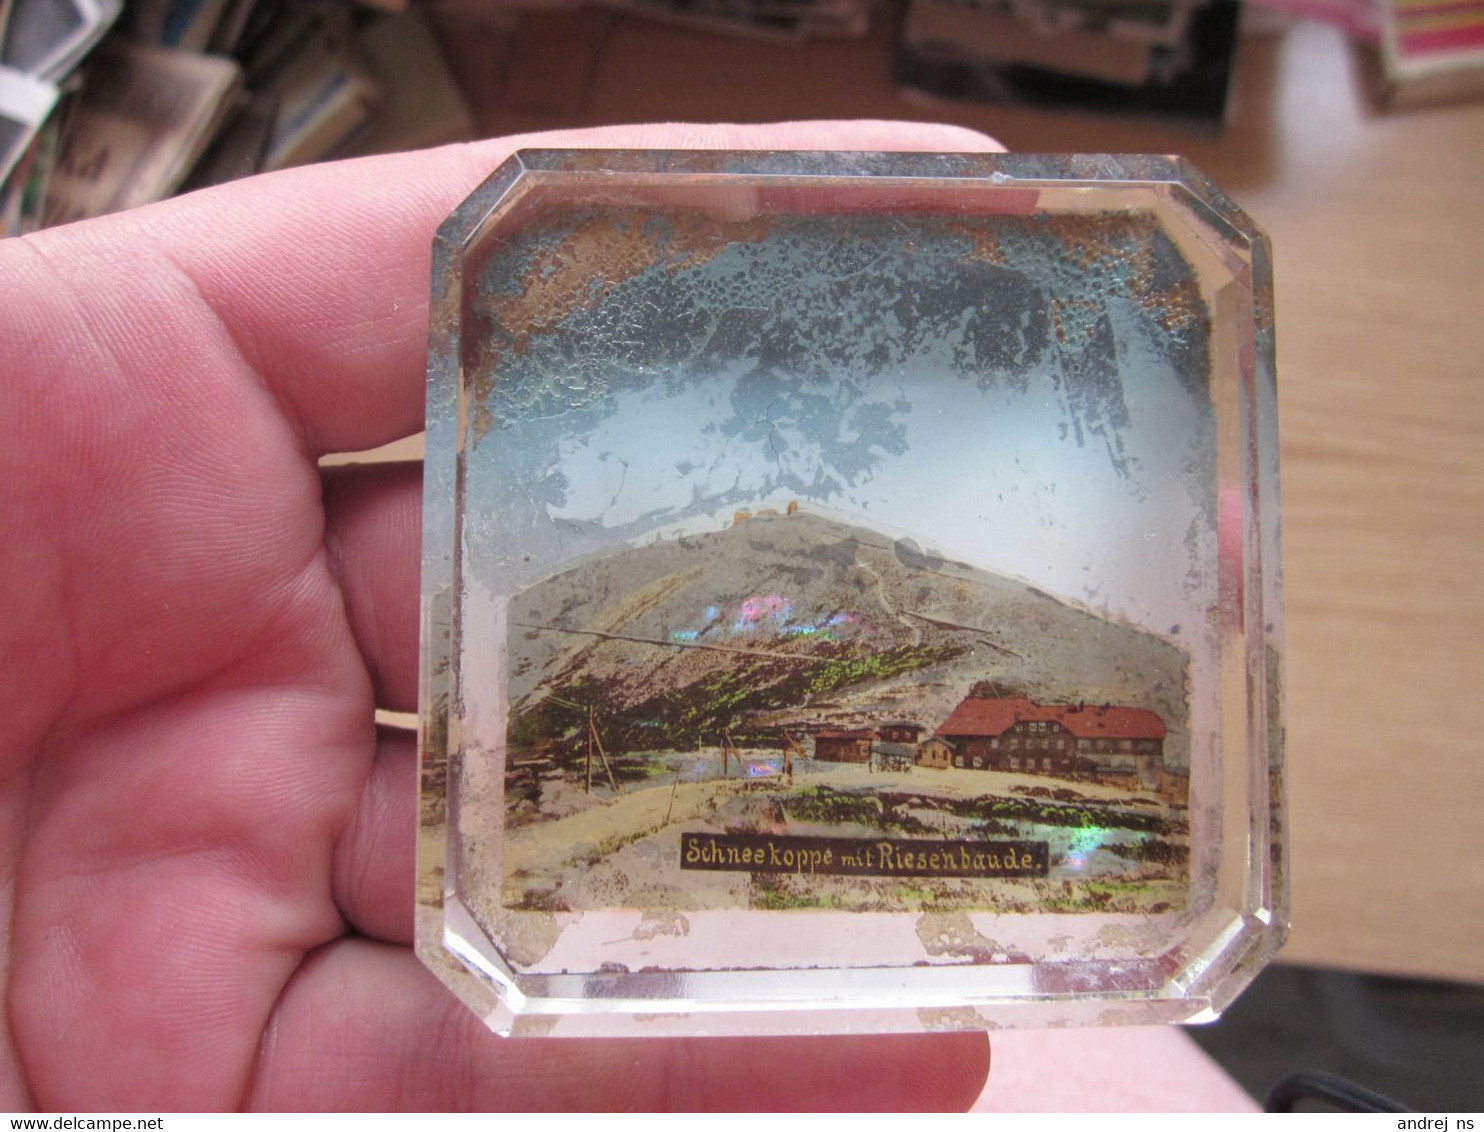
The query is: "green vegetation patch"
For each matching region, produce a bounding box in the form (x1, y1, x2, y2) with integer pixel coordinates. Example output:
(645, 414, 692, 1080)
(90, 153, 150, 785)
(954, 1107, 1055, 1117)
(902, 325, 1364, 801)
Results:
(1107, 836, 1189, 865)
(783, 786, 1177, 836)
(783, 786, 935, 834)
(508, 640, 968, 772)
(804, 642, 965, 698)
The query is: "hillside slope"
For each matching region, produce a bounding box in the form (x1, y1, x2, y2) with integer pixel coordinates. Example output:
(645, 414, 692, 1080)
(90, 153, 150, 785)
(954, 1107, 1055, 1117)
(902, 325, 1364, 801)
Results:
(506, 510, 1189, 761)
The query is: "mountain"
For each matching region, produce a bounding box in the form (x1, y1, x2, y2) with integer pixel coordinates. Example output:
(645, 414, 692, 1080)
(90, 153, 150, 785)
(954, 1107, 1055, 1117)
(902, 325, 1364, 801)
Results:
(505, 509, 1190, 763)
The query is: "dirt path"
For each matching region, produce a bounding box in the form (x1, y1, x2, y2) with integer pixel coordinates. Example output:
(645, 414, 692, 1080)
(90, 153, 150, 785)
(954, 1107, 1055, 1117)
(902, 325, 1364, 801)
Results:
(505, 761, 1168, 877)
(504, 775, 753, 875)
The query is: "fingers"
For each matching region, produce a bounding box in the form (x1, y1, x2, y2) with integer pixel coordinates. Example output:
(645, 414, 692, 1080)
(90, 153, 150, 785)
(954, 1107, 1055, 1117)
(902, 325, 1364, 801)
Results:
(11, 121, 1003, 459)
(332, 727, 416, 945)
(251, 938, 990, 1111)
(9, 668, 360, 1109)
(321, 461, 421, 712)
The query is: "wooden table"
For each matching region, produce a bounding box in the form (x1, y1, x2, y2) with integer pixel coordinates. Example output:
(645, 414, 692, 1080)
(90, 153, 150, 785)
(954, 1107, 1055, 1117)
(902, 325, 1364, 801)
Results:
(424, 8, 1484, 984)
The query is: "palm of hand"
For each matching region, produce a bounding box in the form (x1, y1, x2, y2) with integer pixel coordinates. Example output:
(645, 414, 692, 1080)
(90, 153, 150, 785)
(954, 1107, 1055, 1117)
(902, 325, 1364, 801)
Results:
(0, 123, 993, 1112)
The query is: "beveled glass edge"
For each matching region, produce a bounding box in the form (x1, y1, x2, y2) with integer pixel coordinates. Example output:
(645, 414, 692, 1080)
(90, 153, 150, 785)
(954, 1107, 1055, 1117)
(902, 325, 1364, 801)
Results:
(1252, 227, 1289, 958)
(1234, 223, 1287, 997)
(1094, 177, 1286, 1013)
(1166, 156, 1267, 247)
(1158, 199, 1285, 1015)
(436, 150, 1267, 253)
(493, 991, 1210, 1039)
(418, 187, 499, 1021)
(441, 885, 1228, 1034)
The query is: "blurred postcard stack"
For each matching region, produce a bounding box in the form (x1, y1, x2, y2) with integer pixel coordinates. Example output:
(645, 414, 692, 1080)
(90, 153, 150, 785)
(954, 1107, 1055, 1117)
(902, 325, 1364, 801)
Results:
(0, 0, 474, 236)
(595, 0, 876, 41)
(895, 0, 1242, 127)
(1379, 0, 1484, 104)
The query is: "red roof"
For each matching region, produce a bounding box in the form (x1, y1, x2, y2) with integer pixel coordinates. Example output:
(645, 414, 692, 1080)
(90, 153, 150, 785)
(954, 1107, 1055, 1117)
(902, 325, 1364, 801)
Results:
(812, 729, 874, 740)
(935, 697, 1165, 741)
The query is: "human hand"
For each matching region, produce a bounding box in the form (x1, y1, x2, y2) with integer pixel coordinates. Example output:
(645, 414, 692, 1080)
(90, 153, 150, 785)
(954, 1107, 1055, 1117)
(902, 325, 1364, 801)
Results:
(0, 120, 999, 1111)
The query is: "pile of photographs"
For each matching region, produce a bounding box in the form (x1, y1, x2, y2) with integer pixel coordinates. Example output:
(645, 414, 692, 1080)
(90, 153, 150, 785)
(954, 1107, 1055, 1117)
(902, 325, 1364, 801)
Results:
(895, 0, 1242, 127)
(1380, 0, 1484, 105)
(2, 0, 120, 233)
(597, 0, 876, 42)
(1, 0, 473, 236)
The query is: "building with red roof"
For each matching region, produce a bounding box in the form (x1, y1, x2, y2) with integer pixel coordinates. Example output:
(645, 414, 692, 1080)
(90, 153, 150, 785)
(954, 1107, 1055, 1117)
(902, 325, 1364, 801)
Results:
(934, 695, 1166, 784)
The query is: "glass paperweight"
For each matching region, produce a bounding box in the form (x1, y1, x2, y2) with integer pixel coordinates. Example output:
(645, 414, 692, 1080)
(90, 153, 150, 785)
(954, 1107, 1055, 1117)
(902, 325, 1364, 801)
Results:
(417, 151, 1285, 1037)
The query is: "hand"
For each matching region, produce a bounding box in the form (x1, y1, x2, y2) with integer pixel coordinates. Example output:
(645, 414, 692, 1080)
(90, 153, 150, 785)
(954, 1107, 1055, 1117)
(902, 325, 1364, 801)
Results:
(0, 120, 999, 1111)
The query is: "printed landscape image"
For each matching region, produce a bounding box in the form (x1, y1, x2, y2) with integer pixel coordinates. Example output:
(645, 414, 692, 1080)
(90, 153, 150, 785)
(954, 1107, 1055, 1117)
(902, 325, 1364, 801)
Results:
(502, 508, 1191, 916)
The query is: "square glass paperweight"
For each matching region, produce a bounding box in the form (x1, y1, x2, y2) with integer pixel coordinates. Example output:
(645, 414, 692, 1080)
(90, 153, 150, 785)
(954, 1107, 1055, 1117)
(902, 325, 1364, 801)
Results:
(417, 150, 1285, 1037)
